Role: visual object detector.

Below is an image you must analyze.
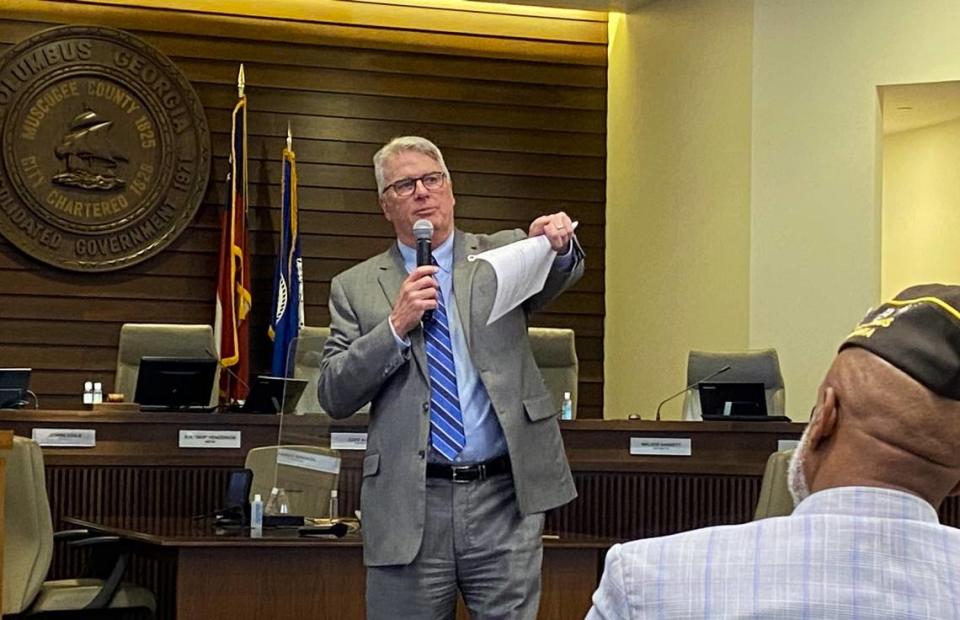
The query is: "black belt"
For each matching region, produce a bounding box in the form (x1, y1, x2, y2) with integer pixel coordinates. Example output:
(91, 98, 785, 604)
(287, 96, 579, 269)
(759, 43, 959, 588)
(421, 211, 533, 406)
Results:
(426, 454, 511, 483)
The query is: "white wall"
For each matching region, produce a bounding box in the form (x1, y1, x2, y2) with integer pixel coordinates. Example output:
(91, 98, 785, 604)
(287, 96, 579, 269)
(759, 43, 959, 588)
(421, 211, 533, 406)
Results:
(606, 0, 960, 419)
(606, 0, 753, 419)
(882, 117, 960, 299)
(750, 0, 960, 415)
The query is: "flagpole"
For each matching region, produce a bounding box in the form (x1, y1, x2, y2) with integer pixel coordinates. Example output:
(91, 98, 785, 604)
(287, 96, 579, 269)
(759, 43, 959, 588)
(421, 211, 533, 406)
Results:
(231, 62, 244, 402)
(270, 121, 303, 377)
(230, 62, 245, 402)
(236, 63, 250, 401)
(216, 63, 251, 405)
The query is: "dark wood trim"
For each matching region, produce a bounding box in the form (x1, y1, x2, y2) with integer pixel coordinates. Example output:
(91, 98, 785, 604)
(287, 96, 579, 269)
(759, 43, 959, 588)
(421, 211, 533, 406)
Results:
(0, 0, 606, 418)
(4, 413, 957, 618)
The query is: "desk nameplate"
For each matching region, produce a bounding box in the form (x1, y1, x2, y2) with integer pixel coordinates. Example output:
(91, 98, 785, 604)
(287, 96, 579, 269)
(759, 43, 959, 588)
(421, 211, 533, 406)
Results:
(277, 447, 341, 474)
(330, 432, 367, 451)
(178, 430, 241, 449)
(32, 428, 96, 447)
(630, 437, 691, 456)
(777, 439, 799, 452)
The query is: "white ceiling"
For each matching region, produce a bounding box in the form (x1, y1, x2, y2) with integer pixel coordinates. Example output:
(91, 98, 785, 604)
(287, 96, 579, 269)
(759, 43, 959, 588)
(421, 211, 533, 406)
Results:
(881, 81, 960, 135)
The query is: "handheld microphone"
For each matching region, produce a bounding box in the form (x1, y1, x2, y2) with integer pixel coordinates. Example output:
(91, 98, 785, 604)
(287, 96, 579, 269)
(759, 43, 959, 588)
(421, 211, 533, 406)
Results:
(413, 219, 434, 320)
(654, 365, 731, 421)
(413, 219, 433, 267)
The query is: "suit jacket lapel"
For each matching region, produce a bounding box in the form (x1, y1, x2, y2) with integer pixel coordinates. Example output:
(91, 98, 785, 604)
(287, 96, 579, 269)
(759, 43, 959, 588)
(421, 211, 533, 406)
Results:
(377, 244, 428, 380)
(453, 231, 481, 344)
(376, 244, 405, 307)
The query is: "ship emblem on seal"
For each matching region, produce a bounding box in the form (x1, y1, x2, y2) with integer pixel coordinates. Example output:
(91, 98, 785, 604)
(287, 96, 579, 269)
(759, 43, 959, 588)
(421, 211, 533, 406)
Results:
(54, 109, 129, 191)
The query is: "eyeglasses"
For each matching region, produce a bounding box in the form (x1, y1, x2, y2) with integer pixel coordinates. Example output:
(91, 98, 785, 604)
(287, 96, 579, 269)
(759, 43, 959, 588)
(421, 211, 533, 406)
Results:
(383, 172, 446, 197)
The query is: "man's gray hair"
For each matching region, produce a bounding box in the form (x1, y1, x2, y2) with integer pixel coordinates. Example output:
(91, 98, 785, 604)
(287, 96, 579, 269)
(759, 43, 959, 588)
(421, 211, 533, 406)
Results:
(373, 136, 451, 195)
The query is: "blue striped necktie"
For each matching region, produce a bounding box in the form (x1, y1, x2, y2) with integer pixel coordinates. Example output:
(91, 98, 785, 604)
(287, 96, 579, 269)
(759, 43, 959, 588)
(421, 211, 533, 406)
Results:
(423, 260, 466, 461)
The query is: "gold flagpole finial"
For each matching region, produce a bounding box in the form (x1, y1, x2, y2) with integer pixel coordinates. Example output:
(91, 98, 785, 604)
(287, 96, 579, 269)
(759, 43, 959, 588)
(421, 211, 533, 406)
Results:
(237, 63, 245, 98)
(286, 122, 292, 151)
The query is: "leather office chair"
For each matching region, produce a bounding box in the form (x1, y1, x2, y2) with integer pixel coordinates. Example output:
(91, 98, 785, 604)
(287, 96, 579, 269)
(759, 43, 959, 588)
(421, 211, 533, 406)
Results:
(529, 327, 578, 418)
(754, 449, 796, 519)
(291, 326, 330, 414)
(245, 445, 341, 518)
(682, 349, 786, 420)
(2, 436, 155, 618)
(114, 323, 218, 407)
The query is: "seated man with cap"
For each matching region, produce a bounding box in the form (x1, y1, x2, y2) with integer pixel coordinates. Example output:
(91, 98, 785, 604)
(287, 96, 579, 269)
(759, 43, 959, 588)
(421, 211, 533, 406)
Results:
(587, 283, 960, 619)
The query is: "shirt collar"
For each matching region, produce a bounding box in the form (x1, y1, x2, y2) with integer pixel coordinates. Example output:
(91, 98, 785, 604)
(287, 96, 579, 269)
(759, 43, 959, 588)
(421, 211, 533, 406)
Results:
(397, 232, 454, 274)
(793, 486, 940, 523)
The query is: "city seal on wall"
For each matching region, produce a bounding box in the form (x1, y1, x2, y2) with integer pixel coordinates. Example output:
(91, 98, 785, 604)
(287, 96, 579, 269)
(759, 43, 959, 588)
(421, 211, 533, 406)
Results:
(0, 25, 210, 271)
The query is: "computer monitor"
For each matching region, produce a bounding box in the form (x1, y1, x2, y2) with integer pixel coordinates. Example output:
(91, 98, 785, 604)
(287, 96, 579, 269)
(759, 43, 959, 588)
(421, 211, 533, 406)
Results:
(239, 376, 308, 414)
(134, 357, 217, 411)
(0, 368, 30, 409)
(216, 468, 253, 526)
(698, 382, 768, 420)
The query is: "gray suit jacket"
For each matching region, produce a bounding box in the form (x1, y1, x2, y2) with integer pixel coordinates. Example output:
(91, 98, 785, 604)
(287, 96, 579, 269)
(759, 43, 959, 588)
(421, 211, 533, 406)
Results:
(318, 228, 584, 566)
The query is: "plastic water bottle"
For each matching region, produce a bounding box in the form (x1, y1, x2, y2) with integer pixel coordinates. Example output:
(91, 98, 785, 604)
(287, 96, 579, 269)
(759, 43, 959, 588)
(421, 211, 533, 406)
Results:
(250, 493, 264, 535)
(83, 381, 93, 406)
(266, 487, 289, 515)
(328, 489, 339, 519)
(93, 382, 103, 404)
(561, 392, 573, 420)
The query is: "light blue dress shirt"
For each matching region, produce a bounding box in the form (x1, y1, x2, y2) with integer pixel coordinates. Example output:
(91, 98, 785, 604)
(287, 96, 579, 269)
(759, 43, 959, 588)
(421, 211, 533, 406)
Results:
(393, 233, 575, 464)
(396, 235, 504, 463)
(587, 486, 960, 619)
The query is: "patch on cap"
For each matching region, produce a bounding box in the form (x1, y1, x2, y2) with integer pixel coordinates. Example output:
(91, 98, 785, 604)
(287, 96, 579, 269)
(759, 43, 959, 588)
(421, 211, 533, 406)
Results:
(841, 284, 960, 400)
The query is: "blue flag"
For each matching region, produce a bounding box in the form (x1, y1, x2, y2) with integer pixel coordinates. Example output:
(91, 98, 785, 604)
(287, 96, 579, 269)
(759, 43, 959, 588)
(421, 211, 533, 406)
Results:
(268, 141, 304, 377)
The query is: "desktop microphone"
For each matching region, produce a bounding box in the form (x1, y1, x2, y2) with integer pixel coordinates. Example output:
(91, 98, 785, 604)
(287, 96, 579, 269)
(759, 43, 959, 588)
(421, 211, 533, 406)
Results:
(654, 365, 732, 421)
(413, 219, 434, 320)
(205, 348, 251, 409)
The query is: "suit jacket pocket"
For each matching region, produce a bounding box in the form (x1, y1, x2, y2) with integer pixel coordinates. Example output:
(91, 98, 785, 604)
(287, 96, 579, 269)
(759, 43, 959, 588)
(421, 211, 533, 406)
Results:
(523, 392, 559, 422)
(362, 453, 380, 477)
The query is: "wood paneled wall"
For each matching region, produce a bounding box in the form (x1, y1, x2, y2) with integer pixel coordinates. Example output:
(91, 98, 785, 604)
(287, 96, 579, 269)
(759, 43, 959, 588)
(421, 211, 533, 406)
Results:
(0, 1, 606, 416)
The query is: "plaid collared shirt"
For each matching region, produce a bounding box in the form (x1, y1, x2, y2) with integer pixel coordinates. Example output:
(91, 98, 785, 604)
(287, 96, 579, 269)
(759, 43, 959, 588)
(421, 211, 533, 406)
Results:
(588, 486, 960, 619)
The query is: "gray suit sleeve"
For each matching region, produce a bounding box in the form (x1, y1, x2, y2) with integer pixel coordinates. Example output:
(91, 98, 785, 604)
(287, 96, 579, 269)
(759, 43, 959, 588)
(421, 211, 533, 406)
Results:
(317, 276, 408, 419)
(525, 234, 586, 314)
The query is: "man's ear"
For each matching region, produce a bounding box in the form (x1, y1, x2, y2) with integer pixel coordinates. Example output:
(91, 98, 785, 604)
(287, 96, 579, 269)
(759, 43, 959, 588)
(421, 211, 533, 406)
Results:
(807, 386, 839, 451)
(379, 195, 392, 221)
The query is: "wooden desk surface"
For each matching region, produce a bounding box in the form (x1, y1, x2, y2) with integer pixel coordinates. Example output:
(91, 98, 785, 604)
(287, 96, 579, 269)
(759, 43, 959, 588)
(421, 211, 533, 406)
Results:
(0, 409, 364, 466)
(64, 516, 609, 620)
(64, 516, 363, 548)
(8, 412, 958, 618)
(65, 515, 615, 549)
(0, 409, 803, 474)
(65, 514, 370, 620)
(0, 410, 812, 546)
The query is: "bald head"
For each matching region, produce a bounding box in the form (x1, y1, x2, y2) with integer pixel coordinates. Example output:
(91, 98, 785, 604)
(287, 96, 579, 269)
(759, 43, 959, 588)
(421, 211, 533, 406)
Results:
(800, 347, 960, 508)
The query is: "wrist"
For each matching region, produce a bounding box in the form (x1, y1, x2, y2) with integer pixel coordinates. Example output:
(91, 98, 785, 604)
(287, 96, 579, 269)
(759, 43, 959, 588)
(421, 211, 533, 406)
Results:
(389, 314, 410, 339)
(389, 314, 402, 337)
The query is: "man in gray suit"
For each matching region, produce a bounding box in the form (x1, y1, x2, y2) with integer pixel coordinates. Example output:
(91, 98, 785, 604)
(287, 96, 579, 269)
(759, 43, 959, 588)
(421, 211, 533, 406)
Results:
(318, 136, 584, 619)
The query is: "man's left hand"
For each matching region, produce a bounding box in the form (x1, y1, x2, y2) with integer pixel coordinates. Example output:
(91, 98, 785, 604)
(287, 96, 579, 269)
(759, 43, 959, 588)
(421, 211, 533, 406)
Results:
(529, 212, 573, 253)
